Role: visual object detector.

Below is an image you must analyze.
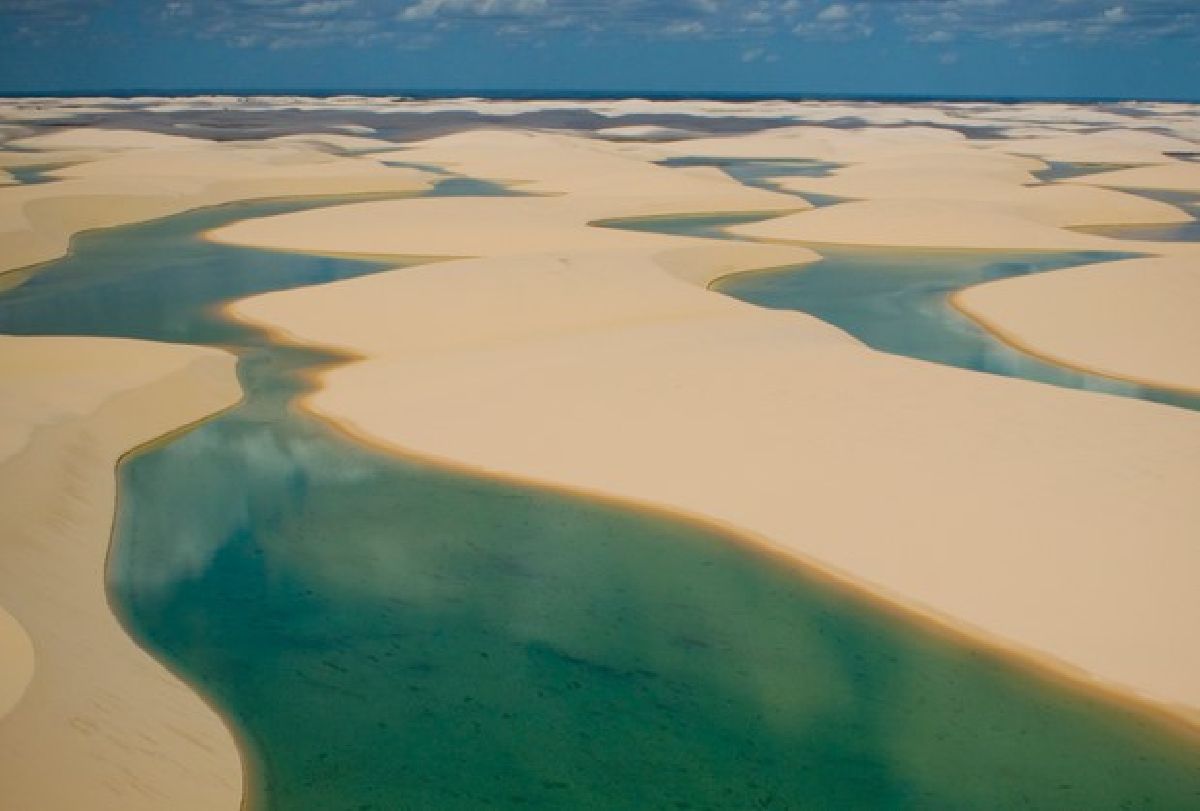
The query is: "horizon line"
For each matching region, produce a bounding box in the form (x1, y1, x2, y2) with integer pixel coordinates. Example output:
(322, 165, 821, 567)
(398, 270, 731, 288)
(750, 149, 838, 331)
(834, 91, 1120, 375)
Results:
(2, 89, 1198, 104)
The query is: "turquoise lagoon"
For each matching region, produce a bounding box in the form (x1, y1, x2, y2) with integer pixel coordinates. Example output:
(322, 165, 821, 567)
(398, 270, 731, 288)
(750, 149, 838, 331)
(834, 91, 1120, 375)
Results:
(0, 190, 1198, 809)
(606, 202, 1199, 411)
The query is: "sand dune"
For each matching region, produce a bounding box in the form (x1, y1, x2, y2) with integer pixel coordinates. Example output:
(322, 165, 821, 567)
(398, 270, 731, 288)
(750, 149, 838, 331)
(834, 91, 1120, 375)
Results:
(982, 131, 1193, 164)
(1065, 162, 1200, 192)
(728, 198, 1131, 250)
(642, 124, 970, 162)
(11, 128, 211, 151)
(956, 255, 1200, 392)
(0, 605, 33, 719)
(262, 132, 402, 153)
(0, 336, 242, 810)
(771, 167, 1189, 228)
(217, 127, 1200, 720)
(0, 138, 433, 276)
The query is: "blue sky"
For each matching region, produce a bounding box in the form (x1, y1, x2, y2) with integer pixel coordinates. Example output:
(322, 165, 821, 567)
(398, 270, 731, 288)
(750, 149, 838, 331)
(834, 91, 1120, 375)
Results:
(1, 1, 1197, 98)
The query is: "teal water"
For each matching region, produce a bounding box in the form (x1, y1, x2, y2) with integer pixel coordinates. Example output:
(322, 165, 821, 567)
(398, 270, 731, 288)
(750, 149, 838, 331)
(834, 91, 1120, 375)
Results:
(1, 196, 1199, 808)
(5, 163, 62, 185)
(1034, 162, 1140, 182)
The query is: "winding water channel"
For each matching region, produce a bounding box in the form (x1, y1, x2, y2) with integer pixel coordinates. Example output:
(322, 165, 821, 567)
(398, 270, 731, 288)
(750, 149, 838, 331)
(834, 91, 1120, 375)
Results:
(1, 181, 1198, 808)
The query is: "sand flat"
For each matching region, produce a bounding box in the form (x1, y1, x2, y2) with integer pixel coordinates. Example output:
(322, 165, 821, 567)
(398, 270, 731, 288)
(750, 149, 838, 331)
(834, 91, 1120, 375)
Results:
(0, 335, 243, 810)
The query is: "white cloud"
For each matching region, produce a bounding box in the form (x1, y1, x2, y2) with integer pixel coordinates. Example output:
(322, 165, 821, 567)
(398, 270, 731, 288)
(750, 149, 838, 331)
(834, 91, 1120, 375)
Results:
(293, 0, 357, 16)
(794, 1, 872, 40)
(662, 19, 705, 36)
(1103, 6, 1128, 23)
(816, 3, 850, 22)
(398, 0, 547, 22)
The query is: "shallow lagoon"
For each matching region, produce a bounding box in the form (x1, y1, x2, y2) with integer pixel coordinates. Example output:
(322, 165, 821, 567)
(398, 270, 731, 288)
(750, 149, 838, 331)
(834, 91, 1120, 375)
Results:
(606, 200, 1199, 411)
(1, 193, 1199, 809)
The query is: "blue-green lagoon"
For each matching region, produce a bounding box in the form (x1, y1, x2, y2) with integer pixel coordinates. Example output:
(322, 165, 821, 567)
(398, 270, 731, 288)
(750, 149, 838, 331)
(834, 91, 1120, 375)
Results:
(606, 209, 1199, 411)
(1, 194, 1199, 809)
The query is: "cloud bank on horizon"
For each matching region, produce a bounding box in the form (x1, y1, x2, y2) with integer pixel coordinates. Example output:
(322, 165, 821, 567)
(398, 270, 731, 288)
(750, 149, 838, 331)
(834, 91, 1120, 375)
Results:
(1, 1, 1197, 97)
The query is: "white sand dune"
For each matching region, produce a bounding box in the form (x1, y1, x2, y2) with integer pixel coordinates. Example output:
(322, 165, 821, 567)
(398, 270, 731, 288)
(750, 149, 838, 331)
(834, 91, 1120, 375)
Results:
(0, 148, 107, 170)
(262, 132, 401, 153)
(0, 139, 433, 276)
(11, 128, 211, 151)
(984, 131, 1192, 165)
(1065, 162, 1200, 192)
(0, 605, 33, 719)
(728, 198, 1132, 250)
(216, 127, 1200, 720)
(956, 255, 1200, 392)
(0, 336, 242, 811)
(771, 167, 1189, 228)
(642, 124, 970, 163)
(593, 125, 701, 141)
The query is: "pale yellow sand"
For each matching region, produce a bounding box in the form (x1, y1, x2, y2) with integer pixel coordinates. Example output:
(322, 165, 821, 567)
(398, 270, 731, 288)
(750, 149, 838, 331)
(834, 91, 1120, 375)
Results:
(594, 125, 698, 141)
(728, 198, 1130, 250)
(956, 256, 1200, 392)
(0, 605, 33, 718)
(10, 127, 210, 151)
(0, 148, 107, 170)
(770, 166, 1189, 228)
(216, 127, 1200, 720)
(638, 124, 970, 162)
(0, 335, 243, 810)
(0, 138, 433, 275)
(374, 128, 808, 213)
(1065, 162, 1200, 192)
(981, 131, 1194, 164)
(263, 132, 402, 153)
